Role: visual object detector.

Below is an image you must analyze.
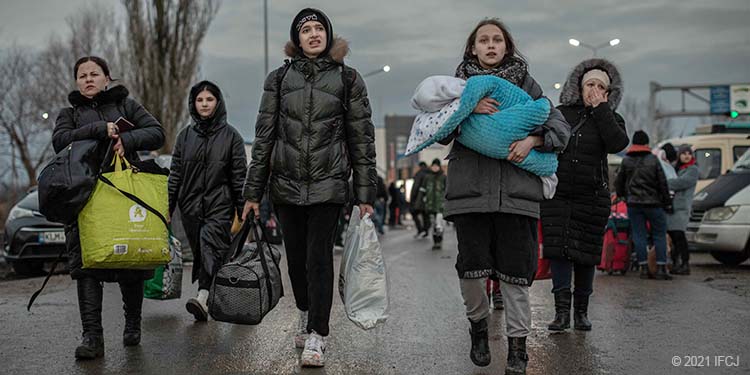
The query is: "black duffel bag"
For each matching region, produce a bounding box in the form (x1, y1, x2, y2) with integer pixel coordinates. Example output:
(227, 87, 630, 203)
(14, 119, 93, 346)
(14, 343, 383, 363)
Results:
(208, 218, 283, 325)
(37, 139, 108, 225)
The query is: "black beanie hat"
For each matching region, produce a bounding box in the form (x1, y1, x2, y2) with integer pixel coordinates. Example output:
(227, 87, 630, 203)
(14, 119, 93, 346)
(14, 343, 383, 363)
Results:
(431, 158, 442, 167)
(290, 8, 333, 57)
(632, 130, 650, 145)
(661, 143, 677, 162)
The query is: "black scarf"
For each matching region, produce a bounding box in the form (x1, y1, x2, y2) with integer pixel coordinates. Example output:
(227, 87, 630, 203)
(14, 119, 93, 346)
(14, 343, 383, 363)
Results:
(454, 56, 528, 86)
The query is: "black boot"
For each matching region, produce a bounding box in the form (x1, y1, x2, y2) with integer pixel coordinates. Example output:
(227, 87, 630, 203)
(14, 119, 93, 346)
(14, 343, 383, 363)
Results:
(547, 290, 571, 331)
(75, 278, 104, 360)
(120, 281, 144, 346)
(672, 263, 690, 275)
(75, 335, 104, 360)
(573, 295, 592, 331)
(469, 318, 491, 367)
(505, 337, 528, 375)
(654, 265, 673, 280)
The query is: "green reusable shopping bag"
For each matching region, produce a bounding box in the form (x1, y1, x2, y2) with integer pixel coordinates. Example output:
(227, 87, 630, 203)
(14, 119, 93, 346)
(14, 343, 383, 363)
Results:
(144, 234, 183, 300)
(79, 155, 170, 269)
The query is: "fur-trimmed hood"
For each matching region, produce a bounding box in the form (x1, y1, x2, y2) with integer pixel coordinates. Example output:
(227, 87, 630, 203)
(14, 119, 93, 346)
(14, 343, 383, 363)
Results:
(284, 36, 349, 63)
(68, 85, 129, 107)
(559, 58, 623, 109)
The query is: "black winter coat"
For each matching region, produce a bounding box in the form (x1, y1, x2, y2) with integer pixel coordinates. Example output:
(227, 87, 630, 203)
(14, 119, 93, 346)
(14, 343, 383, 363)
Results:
(53, 85, 164, 281)
(168, 81, 247, 282)
(615, 146, 671, 208)
(540, 103, 628, 264)
(541, 58, 630, 265)
(244, 37, 377, 207)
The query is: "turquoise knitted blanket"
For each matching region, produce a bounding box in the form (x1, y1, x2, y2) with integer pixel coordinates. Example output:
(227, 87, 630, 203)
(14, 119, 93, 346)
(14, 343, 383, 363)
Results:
(408, 75, 557, 177)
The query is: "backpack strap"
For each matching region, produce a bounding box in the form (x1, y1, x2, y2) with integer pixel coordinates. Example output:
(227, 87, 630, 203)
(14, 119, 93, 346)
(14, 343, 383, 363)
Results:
(275, 60, 292, 117)
(340, 63, 355, 113)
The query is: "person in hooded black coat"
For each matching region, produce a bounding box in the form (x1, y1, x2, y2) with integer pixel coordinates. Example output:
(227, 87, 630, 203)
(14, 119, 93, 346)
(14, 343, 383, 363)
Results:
(540, 59, 629, 333)
(53, 56, 164, 359)
(168, 81, 247, 321)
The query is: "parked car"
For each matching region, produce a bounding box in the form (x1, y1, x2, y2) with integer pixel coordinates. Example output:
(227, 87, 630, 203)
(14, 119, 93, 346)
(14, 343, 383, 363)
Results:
(689, 149, 750, 265)
(2, 190, 67, 275)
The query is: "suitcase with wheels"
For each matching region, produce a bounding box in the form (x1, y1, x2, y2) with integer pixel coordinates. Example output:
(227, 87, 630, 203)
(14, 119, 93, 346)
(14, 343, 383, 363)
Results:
(598, 197, 630, 275)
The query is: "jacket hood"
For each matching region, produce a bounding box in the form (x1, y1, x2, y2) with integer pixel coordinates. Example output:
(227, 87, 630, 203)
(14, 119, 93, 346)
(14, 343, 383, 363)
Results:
(188, 80, 227, 135)
(68, 85, 129, 107)
(559, 58, 623, 109)
(284, 36, 349, 63)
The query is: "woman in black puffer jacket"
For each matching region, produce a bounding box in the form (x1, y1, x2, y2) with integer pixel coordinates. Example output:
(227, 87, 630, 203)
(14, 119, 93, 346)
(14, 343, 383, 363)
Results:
(52, 56, 164, 359)
(242, 8, 376, 368)
(540, 59, 629, 333)
(168, 80, 247, 321)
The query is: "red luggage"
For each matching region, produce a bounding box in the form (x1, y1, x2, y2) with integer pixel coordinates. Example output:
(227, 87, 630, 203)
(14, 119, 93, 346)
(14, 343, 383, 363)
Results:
(536, 221, 552, 280)
(598, 197, 631, 275)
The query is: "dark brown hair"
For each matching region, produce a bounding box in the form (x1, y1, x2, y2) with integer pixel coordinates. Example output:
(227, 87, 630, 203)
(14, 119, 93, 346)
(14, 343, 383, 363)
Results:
(462, 18, 526, 65)
(73, 56, 115, 80)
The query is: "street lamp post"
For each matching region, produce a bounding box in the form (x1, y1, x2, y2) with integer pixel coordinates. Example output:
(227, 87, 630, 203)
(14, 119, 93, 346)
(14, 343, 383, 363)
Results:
(568, 38, 620, 56)
(363, 65, 391, 78)
(264, 0, 268, 76)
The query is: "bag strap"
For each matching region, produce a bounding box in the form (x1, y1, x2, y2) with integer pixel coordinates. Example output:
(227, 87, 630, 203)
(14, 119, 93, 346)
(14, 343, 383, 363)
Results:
(98, 174, 169, 230)
(26, 246, 66, 311)
(249, 219, 275, 312)
(228, 217, 281, 310)
(571, 114, 587, 135)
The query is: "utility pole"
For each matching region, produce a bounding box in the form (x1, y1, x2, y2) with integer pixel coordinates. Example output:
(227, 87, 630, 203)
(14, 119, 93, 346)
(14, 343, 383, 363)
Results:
(263, 0, 268, 76)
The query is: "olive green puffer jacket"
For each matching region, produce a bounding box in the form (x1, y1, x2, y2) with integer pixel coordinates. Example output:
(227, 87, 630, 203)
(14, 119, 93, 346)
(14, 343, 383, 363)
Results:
(244, 37, 376, 206)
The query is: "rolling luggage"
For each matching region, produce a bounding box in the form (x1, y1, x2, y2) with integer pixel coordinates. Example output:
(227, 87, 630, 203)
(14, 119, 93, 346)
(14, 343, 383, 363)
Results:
(598, 197, 631, 275)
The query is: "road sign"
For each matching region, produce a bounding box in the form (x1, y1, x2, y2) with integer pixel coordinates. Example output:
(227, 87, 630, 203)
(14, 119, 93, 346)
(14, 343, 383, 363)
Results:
(711, 85, 731, 114)
(731, 84, 750, 114)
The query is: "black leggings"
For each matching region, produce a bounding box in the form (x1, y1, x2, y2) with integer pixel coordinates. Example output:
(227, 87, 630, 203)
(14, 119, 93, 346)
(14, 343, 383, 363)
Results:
(668, 230, 690, 265)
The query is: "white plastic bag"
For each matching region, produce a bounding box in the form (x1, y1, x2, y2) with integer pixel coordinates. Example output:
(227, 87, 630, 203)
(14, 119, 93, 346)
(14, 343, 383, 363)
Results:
(338, 206, 389, 330)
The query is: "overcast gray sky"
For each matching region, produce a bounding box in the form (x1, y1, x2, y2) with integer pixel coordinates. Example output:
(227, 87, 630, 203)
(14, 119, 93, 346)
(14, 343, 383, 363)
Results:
(1, 0, 748, 140)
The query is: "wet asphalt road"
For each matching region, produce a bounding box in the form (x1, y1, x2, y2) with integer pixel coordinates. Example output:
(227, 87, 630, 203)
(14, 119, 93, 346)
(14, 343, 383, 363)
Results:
(1, 225, 749, 375)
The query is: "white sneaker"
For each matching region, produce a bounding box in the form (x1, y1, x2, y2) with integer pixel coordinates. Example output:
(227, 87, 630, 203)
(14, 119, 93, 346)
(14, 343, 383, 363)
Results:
(186, 289, 209, 321)
(300, 331, 326, 367)
(294, 309, 308, 349)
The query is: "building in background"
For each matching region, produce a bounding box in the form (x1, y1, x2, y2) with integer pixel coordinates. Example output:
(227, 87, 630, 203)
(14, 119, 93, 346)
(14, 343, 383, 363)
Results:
(383, 115, 449, 201)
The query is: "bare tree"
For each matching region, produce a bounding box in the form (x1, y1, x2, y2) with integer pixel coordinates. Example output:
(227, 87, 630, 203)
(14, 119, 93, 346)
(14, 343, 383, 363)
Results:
(0, 5, 125, 192)
(37, 3, 128, 108)
(0, 46, 54, 189)
(121, 0, 220, 153)
(621, 96, 675, 143)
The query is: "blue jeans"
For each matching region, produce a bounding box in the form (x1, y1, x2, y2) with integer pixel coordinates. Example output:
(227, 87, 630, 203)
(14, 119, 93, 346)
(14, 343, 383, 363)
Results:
(550, 258, 595, 297)
(628, 206, 668, 265)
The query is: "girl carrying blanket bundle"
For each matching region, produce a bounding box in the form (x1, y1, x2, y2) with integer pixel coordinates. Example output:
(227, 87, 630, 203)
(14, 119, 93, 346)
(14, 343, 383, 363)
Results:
(407, 74, 559, 199)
